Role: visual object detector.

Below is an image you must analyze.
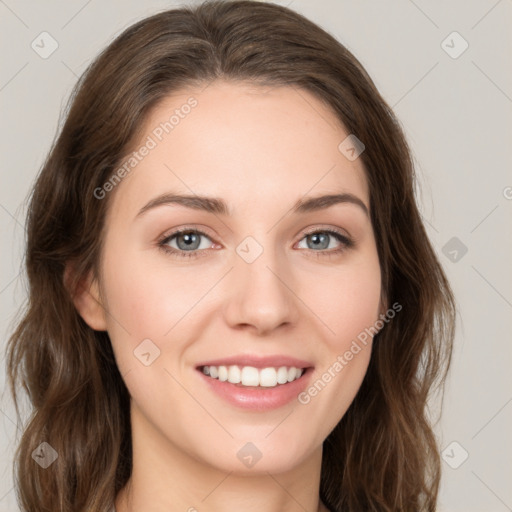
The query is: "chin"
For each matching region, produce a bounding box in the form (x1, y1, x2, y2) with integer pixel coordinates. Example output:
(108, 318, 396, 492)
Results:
(192, 434, 319, 476)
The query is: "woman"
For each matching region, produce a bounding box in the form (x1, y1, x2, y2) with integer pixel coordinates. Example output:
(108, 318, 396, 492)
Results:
(6, 1, 456, 511)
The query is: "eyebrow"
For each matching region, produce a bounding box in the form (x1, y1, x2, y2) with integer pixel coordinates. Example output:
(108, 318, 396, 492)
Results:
(135, 192, 369, 219)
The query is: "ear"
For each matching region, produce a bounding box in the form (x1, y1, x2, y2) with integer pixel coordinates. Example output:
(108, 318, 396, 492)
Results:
(64, 263, 108, 331)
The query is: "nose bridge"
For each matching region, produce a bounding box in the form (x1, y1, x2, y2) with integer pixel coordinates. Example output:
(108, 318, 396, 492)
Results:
(237, 234, 281, 288)
(224, 232, 299, 333)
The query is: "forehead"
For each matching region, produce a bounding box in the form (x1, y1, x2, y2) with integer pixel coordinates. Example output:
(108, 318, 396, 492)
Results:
(108, 80, 369, 218)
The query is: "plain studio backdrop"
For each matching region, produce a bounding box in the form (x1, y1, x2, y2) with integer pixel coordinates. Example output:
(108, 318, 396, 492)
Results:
(0, 1, 511, 511)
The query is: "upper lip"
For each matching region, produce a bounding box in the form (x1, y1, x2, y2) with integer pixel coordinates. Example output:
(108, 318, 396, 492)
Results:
(196, 354, 313, 369)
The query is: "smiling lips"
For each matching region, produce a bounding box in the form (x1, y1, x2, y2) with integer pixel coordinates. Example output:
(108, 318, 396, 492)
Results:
(196, 355, 313, 410)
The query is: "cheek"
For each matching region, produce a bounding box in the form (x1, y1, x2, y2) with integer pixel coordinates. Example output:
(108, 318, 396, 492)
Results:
(312, 255, 382, 351)
(299, 256, 381, 424)
(100, 246, 221, 376)
(102, 248, 199, 333)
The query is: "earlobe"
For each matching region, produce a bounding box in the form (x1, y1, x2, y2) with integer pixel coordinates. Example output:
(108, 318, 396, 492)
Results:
(64, 264, 108, 331)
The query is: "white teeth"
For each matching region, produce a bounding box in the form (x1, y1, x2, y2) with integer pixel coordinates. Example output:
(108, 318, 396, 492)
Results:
(227, 365, 241, 383)
(218, 366, 228, 382)
(201, 364, 305, 387)
(277, 366, 288, 384)
(241, 366, 260, 386)
(259, 367, 277, 387)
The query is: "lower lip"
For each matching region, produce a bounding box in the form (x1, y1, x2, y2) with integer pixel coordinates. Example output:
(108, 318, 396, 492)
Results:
(197, 368, 313, 411)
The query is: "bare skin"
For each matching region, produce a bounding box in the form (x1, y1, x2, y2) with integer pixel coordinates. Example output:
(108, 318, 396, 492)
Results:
(73, 80, 384, 512)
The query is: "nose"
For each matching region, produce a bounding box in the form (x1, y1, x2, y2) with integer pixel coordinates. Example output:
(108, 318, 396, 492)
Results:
(222, 245, 300, 336)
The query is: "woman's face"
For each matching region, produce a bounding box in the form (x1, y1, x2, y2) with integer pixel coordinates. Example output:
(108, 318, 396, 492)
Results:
(84, 80, 383, 474)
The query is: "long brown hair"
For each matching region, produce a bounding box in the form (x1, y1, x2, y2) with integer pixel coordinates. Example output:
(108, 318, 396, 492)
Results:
(6, 1, 456, 510)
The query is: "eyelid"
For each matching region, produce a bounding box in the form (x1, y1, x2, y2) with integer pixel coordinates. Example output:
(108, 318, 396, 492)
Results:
(299, 224, 351, 239)
(157, 224, 215, 244)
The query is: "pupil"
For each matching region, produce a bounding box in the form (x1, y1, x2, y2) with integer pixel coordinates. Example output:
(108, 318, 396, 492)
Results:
(310, 233, 328, 249)
(180, 232, 198, 249)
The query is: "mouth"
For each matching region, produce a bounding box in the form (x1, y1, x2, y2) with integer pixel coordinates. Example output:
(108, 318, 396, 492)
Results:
(199, 364, 307, 388)
(196, 365, 314, 413)
(195, 357, 314, 410)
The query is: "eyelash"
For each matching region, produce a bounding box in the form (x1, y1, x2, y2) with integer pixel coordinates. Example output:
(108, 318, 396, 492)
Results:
(157, 226, 354, 259)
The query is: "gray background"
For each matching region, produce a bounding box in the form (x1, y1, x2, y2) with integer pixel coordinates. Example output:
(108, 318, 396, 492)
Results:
(1, 1, 511, 510)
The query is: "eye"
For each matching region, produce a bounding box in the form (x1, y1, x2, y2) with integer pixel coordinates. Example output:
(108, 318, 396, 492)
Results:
(158, 228, 214, 259)
(158, 227, 354, 259)
(296, 228, 354, 256)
